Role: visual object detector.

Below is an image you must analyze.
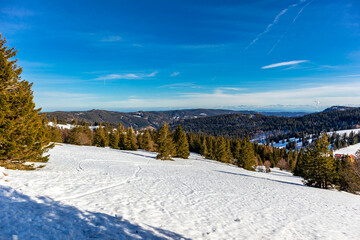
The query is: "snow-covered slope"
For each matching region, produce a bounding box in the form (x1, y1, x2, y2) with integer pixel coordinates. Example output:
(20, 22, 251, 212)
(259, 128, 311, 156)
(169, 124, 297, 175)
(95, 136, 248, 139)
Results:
(1, 144, 360, 239)
(334, 143, 360, 156)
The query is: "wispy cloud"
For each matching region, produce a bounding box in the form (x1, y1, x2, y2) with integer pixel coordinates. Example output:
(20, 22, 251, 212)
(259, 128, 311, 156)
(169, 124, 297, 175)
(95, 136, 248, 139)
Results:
(261, 60, 308, 69)
(158, 83, 201, 89)
(218, 87, 247, 92)
(100, 81, 360, 111)
(245, 2, 299, 50)
(292, 0, 314, 23)
(268, 0, 314, 54)
(95, 71, 158, 80)
(170, 72, 180, 77)
(100, 35, 123, 42)
(1, 8, 34, 18)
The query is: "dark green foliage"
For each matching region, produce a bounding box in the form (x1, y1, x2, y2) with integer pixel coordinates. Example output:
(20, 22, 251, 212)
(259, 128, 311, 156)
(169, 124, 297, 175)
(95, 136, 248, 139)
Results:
(93, 123, 108, 147)
(301, 134, 337, 189)
(140, 130, 155, 152)
(47, 125, 62, 143)
(180, 109, 360, 139)
(109, 130, 119, 149)
(0, 35, 53, 169)
(215, 137, 232, 163)
(124, 127, 138, 150)
(337, 155, 360, 193)
(66, 126, 92, 146)
(173, 125, 190, 159)
(156, 122, 175, 160)
(237, 137, 256, 171)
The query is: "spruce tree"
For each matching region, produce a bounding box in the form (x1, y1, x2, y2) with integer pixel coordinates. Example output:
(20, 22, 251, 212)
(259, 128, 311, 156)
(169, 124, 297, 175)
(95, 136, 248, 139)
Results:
(141, 130, 155, 152)
(200, 137, 208, 157)
(302, 133, 337, 189)
(109, 129, 120, 149)
(173, 125, 190, 159)
(156, 122, 175, 160)
(215, 137, 231, 163)
(124, 127, 138, 150)
(0, 35, 52, 169)
(93, 123, 108, 147)
(237, 137, 256, 171)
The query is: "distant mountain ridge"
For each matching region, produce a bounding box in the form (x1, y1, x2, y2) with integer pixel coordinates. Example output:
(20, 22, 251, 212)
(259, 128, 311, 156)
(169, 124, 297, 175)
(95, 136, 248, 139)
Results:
(179, 106, 360, 139)
(44, 109, 308, 129)
(322, 106, 357, 112)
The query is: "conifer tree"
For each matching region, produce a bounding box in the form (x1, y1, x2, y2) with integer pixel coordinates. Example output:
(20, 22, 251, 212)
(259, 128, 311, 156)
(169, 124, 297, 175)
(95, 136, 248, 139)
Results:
(109, 129, 119, 149)
(141, 130, 155, 152)
(173, 125, 190, 159)
(302, 133, 337, 189)
(156, 122, 175, 160)
(124, 127, 138, 150)
(200, 137, 208, 157)
(0, 35, 52, 169)
(215, 137, 232, 163)
(93, 123, 108, 147)
(237, 137, 256, 171)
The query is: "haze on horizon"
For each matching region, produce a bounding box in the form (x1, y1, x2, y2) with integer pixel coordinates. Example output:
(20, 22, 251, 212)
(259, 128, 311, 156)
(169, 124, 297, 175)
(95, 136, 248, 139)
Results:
(1, 0, 360, 112)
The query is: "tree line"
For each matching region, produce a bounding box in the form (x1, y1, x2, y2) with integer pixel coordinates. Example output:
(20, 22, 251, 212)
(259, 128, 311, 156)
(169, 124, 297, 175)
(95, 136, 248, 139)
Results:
(1, 34, 359, 194)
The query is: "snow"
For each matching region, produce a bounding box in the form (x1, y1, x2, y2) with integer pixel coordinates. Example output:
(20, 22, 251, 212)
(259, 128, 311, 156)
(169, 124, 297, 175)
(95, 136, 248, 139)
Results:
(328, 128, 360, 136)
(48, 122, 100, 131)
(1, 144, 360, 239)
(334, 143, 360, 156)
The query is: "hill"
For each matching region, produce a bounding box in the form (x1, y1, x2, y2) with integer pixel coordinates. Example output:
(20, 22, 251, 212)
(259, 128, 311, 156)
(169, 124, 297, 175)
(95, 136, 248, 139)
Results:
(44, 109, 308, 129)
(1, 144, 359, 239)
(179, 107, 360, 139)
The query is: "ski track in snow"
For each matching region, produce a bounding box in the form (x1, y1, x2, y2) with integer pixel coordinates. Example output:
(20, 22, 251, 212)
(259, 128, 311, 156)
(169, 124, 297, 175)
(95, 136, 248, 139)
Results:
(1, 144, 360, 240)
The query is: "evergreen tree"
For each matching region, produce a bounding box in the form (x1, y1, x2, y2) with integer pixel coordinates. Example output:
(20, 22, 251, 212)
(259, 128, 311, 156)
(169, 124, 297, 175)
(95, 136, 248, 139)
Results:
(302, 133, 337, 189)
(141, 130, 155, 152)
(156, 122, 175, 160)
(237, 137, 256, 171)
(124, 127, 138, 150)
(0, 35, 52, 169)
(93, 123, 108, 147)
(200, 137, 208, 157)
(215, 137, 232, 163)
(109, 129, 119, 149)
(173, 125, 190, 159)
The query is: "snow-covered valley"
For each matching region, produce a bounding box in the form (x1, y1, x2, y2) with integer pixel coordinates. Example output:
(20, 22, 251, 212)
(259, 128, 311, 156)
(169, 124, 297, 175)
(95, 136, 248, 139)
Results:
(1, 144, 360, 239)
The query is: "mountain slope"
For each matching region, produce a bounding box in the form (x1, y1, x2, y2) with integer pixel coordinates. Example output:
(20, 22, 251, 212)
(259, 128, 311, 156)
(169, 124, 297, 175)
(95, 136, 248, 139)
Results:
(45, 109, 242, 128)
(45, 109, 308, 129)
(179, 107, 360, 138)
(1, 144, 359, 239)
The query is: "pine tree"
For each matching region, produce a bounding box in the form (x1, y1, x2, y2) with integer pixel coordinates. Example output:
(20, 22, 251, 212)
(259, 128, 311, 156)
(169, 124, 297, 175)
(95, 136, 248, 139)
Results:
(237, 137, 256, 171)
(200, 137, 208, 157)
(173, 125, 190, 159)
(215, 137, 232, 163)
(156, 122, 175, 160)
(124, 127, 138, 150)
(93, 123, 108, 147)
(109, 129, 119, 149)
(302, 133, 337, 189)
(141, 130, 155, 152)
(0, 35, 52, 169)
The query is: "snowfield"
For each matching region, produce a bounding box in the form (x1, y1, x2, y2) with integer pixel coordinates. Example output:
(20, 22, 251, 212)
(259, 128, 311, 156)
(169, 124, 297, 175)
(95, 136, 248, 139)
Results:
(1, 144, 360, 240)
(334, 143, 360, 156)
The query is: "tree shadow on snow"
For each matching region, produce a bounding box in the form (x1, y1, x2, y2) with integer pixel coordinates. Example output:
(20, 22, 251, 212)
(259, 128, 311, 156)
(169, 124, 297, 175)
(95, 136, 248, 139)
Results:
(215, 170, 308, 188)
(122, 150, 157, 160)
(0, 186, 189, 240)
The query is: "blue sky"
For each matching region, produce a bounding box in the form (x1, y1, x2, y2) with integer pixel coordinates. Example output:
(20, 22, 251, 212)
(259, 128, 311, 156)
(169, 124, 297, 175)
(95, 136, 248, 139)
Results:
(1, 0, 360, 112)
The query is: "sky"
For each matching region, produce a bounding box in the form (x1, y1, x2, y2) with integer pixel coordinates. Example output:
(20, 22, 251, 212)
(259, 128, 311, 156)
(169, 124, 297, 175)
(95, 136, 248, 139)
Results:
(1, 0, 360, 112)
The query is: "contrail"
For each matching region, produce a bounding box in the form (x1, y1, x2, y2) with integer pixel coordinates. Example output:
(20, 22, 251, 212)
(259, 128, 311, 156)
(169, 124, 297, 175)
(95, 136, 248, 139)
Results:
(245, 1, 302, 50)
(293, 0, 313, 23)
(268, 0, 314, 54)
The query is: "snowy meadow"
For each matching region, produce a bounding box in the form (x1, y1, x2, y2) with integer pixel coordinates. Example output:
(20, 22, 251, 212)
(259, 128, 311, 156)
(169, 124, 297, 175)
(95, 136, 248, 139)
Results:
(1, 144, 359, 239)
